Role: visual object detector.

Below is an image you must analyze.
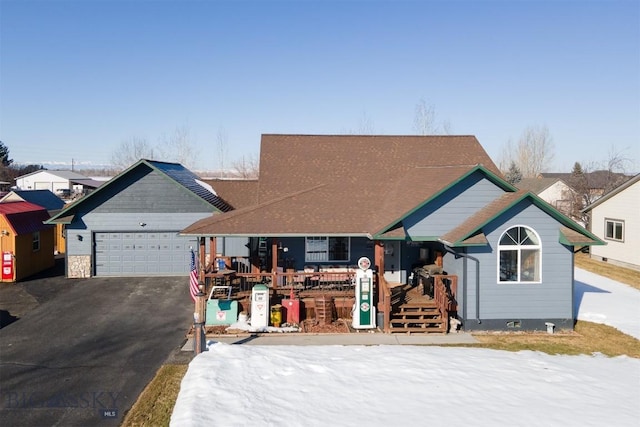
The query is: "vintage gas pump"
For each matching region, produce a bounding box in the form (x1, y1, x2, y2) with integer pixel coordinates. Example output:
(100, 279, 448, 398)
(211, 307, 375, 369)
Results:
(2, 251, 14, 282)
(352, 256, 376, 329)
(250, 284, 270, 328)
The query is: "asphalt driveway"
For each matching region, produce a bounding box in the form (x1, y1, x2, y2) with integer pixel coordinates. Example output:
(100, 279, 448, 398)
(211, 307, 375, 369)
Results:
(0, 260, 193, 426)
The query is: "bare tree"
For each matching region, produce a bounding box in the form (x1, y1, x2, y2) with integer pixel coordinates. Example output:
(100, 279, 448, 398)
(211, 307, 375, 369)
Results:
(157, 125, 198, 168)
(341, 111, 377, 135)
(413, 98, 436, 135)
(230, 154, 259, 179)
(568, 147, 632, 227)
(500, 125, 554, 178)
(357, 111, 376, 134)
(110, 137, 155, 170)
(413, 98, 451, 135)
(216, 127, 228, 178)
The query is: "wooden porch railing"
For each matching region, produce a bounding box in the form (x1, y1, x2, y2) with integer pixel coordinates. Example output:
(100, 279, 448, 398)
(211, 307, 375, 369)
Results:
(202, 270, 357, 295)
(433, 275, 458, 333)
(378, 274, 391, 333)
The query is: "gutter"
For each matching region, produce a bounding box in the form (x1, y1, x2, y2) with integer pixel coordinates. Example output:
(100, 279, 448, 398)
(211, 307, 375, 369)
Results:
(443, 245, 481, 324)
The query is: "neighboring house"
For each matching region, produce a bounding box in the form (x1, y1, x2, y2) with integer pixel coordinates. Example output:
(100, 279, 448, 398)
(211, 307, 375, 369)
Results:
(14, 170, 104, 199)
(182, 134, 603, 332)
(582, 173, 640, 271)
(0, 190, 67, 254)
(516, 177, 577, 220)
(539, 170, 632, 202)
(0, 201, 55, 282)
(46, 159, 233, 278)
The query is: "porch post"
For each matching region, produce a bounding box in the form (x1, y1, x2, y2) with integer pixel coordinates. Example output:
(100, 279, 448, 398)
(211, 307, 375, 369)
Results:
(271, 239, 279, 289)
(210, 237, 217, 271)
(375, 240, 384, 304)
(375, 241, 385, 276)
(199, 237, 206, 282)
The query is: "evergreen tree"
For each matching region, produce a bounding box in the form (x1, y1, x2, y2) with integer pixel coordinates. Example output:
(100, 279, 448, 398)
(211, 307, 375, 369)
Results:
(0, 141, 13, 167)
(504, 161, 523, 185)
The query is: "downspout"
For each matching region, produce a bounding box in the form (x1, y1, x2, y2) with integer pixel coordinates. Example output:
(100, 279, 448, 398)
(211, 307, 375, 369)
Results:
(443, 245, 481, 324)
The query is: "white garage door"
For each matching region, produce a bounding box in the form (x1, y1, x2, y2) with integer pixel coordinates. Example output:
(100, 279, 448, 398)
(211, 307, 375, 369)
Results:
(94, 231, 198, 276)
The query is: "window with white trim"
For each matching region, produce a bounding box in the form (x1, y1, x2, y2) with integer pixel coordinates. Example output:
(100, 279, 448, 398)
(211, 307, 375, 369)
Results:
(305, 237, 350, 262)
(498, 226, 541, 283)
(604, 219, 624, 242)
(33, 231, 41, 251)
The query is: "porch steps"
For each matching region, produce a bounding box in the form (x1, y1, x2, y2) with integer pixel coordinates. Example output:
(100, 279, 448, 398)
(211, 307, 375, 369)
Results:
(389, 299, 446, 334)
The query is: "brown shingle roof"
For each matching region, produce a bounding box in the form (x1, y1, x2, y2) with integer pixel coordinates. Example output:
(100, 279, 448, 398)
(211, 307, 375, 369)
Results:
(517, 177, 561, 194)
(202, 179, 259, 209)
(559, 226, 601, 245)
(183, 135, 502, 236)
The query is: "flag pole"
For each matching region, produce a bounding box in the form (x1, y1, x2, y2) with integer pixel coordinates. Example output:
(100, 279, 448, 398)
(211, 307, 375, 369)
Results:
(194, 284, 206, 355)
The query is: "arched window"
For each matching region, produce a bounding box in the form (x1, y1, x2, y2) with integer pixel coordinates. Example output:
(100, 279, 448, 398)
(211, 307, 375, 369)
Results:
(498, 226, 541, 283)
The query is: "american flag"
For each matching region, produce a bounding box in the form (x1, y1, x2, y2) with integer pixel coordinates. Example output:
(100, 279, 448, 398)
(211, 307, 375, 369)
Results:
(189, 248, 199, 301)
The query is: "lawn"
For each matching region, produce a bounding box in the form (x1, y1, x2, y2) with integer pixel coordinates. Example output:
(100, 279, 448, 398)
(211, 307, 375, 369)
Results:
(122, 254, 640, 426)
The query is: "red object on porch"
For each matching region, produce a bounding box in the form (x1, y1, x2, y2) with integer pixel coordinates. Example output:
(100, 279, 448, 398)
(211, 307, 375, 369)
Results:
(282, 298, 301, 324)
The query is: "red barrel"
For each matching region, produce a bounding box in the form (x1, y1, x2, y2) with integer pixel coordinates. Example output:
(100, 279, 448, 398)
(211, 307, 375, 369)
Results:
(281, 298, 301, 324)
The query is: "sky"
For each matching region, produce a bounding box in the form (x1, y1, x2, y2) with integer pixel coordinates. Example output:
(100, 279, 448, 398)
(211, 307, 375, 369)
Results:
(1, 0, 639, 173)
(170, 268, 640, 426)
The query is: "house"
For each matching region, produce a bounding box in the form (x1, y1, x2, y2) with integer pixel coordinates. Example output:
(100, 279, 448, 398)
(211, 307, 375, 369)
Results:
(0, 201, 55, 282)
(582, 173, 640, 271)
(15, 170, 104, 199)
(1, 190, 67, 254)
(182, 134, 603, 333)
(46, 159, 233, 278)
(516, 177, 577, 220)
(539, 171, 632, 204)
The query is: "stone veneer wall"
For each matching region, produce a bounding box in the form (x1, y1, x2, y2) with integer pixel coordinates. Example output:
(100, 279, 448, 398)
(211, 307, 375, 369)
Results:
(67, 255, 92, 278)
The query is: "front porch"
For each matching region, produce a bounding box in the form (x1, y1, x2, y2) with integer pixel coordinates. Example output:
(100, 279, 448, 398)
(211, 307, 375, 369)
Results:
(199, 262, 458, 334)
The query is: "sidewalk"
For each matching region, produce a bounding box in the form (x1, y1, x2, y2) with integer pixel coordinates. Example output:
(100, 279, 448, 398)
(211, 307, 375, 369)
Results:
(182, 331, 477, 350)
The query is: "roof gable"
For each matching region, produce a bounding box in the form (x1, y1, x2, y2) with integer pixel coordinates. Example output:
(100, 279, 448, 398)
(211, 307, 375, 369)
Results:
(440, 191, 603, 247)
(0, 190, 65, 211)
(373, 165, 516, 237)
(47, 159, 232, 223)
(582, 173, 640, 212)
(0, 201, 53, 235)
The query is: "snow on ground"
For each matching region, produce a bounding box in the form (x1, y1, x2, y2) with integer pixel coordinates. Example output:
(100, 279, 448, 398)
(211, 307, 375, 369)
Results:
(171, 269, 640, 427)
(575, 268, 640, 340)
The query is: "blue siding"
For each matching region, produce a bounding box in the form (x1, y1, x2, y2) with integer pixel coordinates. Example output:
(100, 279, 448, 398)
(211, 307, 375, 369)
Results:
(219, 237, 251, 257)
(447, 199, 575, 327)
(88, 167, 215, 214)
(405, 171, 506, 239)
(275, 237, 375, 271)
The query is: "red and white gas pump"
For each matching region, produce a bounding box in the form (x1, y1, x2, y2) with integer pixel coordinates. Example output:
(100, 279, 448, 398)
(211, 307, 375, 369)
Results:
(2, 251, 14, 282)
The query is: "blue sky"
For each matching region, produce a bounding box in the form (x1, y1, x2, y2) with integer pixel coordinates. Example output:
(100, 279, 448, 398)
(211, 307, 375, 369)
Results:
(1, 0, 639, 172)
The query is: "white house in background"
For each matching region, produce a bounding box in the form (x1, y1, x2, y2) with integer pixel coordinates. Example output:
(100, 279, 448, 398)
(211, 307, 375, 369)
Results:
(15, 170, 104, 197)
(582, 173, 640, 271)
(517, 177, 577, 220)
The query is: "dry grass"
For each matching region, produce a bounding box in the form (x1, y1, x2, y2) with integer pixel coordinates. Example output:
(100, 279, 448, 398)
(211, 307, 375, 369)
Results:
(468, 321, 640, 358)
(121, 364, 188, 427)
(575, 252, 640, 290)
